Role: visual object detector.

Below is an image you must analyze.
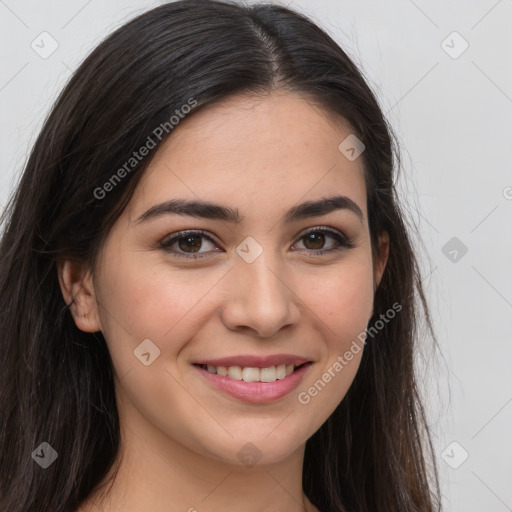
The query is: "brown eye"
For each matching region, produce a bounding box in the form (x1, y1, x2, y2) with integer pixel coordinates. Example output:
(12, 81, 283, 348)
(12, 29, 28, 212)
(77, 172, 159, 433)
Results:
(160, 230, 219, 259)
(294, 227, 354, 255)
(177, 234, 203, 253)
(302, 232, 326, 250)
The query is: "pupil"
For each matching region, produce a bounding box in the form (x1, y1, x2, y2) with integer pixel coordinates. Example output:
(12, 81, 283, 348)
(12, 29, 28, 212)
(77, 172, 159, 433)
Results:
(306, 233, 324, 250)
(179, 235, 201, 252)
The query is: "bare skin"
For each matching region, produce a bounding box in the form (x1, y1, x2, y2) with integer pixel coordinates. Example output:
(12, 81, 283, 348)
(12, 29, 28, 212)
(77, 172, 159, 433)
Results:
(60, 90, 388, 512)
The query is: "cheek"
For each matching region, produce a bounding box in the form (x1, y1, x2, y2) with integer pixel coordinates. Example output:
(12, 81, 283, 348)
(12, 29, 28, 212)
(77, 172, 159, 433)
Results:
(94, 249, 202, 365)
(95, 247, 234, 372)
(304, 256, 375, 345)
(291, 256, 374, 433)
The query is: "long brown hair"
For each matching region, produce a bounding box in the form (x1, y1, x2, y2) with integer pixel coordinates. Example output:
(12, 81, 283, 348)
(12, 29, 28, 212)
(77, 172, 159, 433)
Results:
(0, 1, 441, 510)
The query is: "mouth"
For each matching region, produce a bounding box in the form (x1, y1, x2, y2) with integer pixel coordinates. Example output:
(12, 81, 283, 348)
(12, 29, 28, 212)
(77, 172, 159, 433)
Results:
(191, 360, 313, 404)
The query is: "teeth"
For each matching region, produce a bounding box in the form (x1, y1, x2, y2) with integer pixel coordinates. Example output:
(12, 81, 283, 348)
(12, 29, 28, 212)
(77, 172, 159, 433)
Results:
(242, 367, 260, 382)
(227, 366, 243, 380)
(276, 364, 287, 380)
(259, 366, 276, 382)
(202, 363, 299, 382)
(216, 366, 228, 377)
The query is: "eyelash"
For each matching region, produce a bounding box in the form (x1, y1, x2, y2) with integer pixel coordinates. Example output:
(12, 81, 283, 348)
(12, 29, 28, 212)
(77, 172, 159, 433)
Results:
(158, 227, 355, 260)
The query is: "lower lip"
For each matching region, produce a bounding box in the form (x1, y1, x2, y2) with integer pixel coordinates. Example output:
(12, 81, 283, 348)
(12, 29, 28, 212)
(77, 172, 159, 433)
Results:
(193, 363, 313, 404)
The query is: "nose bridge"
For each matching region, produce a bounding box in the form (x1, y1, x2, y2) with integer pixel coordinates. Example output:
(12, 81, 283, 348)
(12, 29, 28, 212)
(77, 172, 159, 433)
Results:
(240, 249, 284, 298)
(237, 242, 289, 306)
(221, 237, 299, 337)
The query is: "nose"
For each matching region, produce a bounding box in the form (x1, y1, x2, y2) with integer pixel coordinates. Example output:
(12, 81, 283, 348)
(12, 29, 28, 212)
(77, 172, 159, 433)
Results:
(220, 250, 300, 338)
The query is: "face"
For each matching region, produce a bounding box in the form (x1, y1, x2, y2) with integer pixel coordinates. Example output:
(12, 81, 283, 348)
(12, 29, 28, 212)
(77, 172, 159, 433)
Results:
(70, 91, 388, 468)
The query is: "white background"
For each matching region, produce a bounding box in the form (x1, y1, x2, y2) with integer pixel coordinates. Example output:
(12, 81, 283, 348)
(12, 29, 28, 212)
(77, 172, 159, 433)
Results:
(1, 1, 511, 510)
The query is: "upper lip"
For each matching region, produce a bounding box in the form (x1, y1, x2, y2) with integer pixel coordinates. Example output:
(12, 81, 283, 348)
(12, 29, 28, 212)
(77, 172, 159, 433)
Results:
(193, 354, 312, 368)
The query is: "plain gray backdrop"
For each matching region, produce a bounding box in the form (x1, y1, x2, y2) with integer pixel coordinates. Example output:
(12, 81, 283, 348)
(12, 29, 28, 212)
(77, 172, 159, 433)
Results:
(1, 1, 511, 511)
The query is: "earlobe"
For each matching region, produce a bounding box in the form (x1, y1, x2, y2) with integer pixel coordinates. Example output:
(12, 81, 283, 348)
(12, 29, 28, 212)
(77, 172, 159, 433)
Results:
(373, 232, 390, 290)
(57, 259, 102, 333)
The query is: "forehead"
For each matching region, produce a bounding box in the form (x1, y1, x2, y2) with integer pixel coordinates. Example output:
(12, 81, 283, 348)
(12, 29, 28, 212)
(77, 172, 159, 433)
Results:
(128, 91, 368, 223)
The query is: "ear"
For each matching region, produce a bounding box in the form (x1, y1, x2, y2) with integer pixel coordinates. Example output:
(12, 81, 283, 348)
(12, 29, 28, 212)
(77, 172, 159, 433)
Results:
(373, 231, 389, 290)
(57, 259, 102, 333)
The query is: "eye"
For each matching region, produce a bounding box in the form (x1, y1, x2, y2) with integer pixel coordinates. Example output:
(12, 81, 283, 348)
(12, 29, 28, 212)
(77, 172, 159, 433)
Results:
(159, 226, 354, 260)
(292, 227, 354, 256)
(159, 230, 219, 259)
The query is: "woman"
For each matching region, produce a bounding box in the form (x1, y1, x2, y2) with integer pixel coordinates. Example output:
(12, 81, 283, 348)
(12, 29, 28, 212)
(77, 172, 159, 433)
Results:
(0, 1, 442, 511)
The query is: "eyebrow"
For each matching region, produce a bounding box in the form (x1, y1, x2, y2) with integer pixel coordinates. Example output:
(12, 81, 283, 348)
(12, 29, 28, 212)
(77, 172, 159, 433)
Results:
(135, 195, 364, 225)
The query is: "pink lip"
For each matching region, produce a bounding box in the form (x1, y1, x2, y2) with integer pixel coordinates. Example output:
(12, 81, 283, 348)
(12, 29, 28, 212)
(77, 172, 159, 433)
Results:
(193, 362, 313, 403)
(193, 354, 311, 368)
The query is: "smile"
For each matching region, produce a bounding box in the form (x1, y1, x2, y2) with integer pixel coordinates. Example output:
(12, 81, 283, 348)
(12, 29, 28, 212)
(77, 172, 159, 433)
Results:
(192, 361, 313, 403)
(195, 363, 306, 382)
